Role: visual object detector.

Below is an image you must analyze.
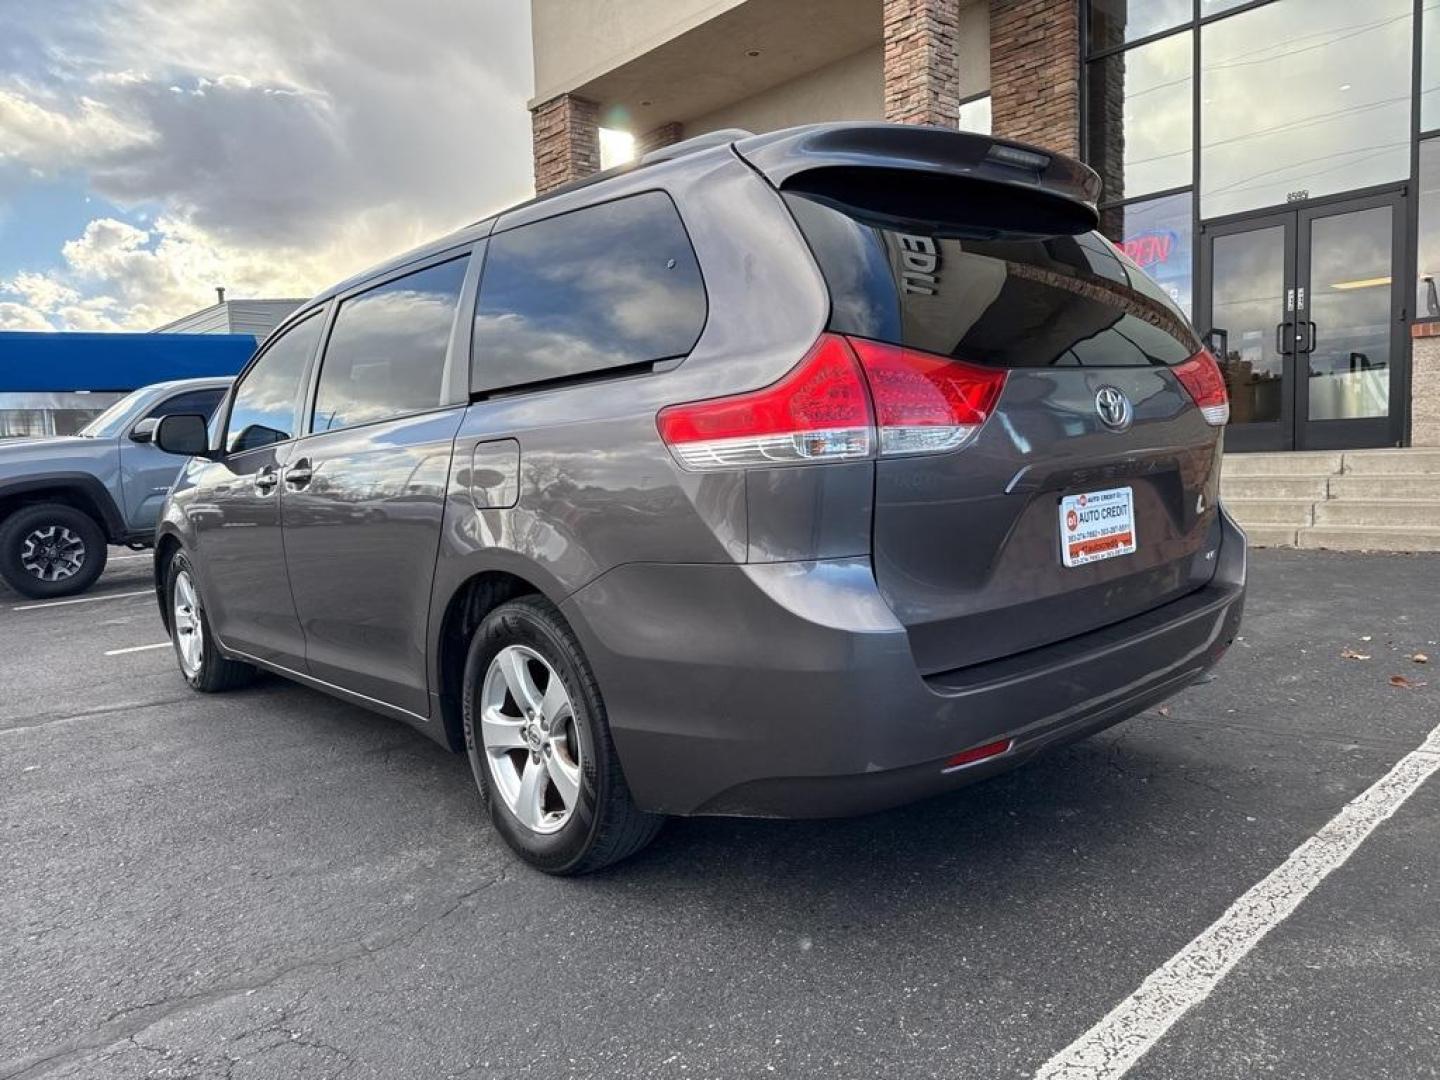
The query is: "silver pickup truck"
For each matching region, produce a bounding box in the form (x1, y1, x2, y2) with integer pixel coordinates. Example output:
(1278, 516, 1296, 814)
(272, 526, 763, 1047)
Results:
(0, 377, 230, 599)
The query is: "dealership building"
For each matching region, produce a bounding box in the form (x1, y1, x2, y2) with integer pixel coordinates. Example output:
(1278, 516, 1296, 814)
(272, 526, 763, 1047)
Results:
(528, 0, 1440, 463)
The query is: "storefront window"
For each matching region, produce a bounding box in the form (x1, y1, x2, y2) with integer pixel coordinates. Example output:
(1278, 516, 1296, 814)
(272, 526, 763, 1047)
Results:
(1088, 0, 1191, 50)
(957, 95, 991, 135)
(1417, 140, 1440, 319)
(1098, 191, 1195, 317)
(1086, 30, 1193, 205)
(1423, 0, 1440, 132)
(1200, 0, 1412, 219)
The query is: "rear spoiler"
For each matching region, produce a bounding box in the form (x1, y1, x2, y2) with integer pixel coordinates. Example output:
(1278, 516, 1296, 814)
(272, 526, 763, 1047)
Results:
(734, 123, 1101, 236)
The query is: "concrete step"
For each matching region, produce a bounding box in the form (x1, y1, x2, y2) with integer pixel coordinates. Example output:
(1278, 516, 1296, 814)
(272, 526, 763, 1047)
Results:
(1328, 474, 1440, 501)
(1242, 524, 1299, 548)
(1342, 449, 1440, 475)
(1223, 451, 1342, 478)
(1296, 525, 1440, 553)
(1223, 498, 1314, 526)
(1313, 500, 1440, 528)
(1221, 475, 1330, 501)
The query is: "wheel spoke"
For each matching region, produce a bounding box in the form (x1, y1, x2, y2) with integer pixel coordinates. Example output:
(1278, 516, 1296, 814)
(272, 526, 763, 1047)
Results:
(539, 674, 569, 727)
(546, 746, 581, 810)
(481, 705, 529, 750)
(498, 648, 541, 713)
(515, 756, 547, 829)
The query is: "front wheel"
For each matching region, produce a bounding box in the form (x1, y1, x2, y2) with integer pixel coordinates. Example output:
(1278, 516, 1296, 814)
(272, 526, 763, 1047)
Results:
(166, 551, 255, 692)
(462, 596, 662, 875)
(0, 503, 107, 599)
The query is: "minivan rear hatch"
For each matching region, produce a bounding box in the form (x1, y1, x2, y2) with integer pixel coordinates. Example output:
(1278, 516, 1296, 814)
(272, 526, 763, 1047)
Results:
(740, 125, 1227, 675)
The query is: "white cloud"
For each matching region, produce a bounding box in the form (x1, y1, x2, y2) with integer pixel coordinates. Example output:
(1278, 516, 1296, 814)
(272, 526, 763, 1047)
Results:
(0, 0, 535, 331)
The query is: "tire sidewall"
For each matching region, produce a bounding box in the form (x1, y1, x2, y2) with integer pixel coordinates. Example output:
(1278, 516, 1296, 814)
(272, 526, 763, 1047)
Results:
(462, 602, 605, 873)
(166, 551, 214, 690)
(0, 504, 106, 600)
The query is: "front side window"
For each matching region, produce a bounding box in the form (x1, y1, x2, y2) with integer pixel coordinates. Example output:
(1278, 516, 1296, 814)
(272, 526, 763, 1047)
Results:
(311, 257, 469, 433)
(226, 311, 324, 453)
(145, 388, 226, 423)
(472, 191, 706, 392)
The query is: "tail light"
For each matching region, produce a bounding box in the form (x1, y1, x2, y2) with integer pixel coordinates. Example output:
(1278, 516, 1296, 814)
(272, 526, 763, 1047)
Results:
(657, 333, 1007, 471)
(1174, 348, 1230, 427)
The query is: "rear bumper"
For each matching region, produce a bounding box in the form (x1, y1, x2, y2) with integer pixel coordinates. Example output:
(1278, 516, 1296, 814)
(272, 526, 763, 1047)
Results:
(563, 508, 1246, 818)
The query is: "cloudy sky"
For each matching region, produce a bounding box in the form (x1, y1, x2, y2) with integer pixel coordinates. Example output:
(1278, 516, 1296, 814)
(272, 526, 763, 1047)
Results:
(0, 0, 535, 332)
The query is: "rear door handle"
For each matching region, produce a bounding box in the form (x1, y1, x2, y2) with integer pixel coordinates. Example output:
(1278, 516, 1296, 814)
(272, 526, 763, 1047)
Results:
(254, 466, 278, 493)
(285, 459, 313, 487)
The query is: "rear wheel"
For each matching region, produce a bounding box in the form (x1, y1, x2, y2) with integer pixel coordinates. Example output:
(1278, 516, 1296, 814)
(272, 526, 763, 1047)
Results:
(166, 551, 255, 692)
(0, 503, 107, 599)
(462, 596, 662, 874)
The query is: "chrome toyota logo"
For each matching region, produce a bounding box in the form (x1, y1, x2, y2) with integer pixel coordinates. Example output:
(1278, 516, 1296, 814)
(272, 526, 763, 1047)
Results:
(1095, 386, 1133, 431)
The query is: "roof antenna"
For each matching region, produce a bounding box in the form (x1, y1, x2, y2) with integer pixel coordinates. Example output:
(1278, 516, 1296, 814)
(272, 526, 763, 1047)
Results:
(215, 286, 226, 304)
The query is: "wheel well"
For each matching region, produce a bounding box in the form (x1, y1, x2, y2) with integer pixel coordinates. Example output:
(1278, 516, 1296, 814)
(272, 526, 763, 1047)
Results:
(0, 486, 113, 540)
(437, 571, 543, 751)
(153, 534, 182, 632)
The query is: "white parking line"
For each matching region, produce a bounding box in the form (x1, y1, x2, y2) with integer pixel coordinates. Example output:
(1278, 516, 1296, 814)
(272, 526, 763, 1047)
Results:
(1035, 719, 1440, 1080)
(104, 642, 170, 656)
(12, 589, 152, 612)
(108, 553, 151, 563)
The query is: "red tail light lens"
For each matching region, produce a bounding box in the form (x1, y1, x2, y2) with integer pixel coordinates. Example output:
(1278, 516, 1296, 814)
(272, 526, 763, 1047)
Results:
(848, 338, 1008, 456)
(1174, 348, 1230, 427)
(656, 333, 873, 469)
(657, 334, 1007, 471)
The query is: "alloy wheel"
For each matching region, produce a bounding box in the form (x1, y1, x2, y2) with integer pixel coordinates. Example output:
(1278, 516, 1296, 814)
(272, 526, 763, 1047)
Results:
(479, 645, 582, 835)
(172, 569, 204, 677)
(19, 525, 86, 582)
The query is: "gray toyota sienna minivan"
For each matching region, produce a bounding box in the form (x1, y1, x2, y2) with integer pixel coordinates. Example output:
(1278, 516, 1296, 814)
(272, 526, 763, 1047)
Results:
(152, 123, 1245, 874)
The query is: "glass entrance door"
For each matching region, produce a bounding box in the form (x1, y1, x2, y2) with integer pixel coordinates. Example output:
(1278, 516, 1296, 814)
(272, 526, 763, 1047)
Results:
(1198, 193, 1405, 451)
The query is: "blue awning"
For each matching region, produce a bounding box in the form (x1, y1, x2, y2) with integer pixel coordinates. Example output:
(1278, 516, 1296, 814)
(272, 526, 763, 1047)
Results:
(0, 331, 257, 392)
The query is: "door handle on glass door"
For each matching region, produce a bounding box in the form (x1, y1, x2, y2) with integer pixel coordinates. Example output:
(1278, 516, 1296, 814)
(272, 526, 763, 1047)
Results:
(285, 459, 313, 486)
(1275, 321, 1293, 355)
(1302, 321, 1317, 354)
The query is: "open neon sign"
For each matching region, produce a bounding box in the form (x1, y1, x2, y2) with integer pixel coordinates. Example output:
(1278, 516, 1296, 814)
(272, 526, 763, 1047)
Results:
(1121, 230, 1176, 269)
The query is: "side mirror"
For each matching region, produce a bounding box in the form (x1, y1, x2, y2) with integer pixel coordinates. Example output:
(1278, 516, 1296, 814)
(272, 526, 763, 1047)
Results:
(129, 418, 158, 444)
(154, 413, 212, 457)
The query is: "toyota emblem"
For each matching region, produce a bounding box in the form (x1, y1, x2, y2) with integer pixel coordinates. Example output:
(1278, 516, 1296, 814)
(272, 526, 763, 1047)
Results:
(1095, 386, 1133, 431)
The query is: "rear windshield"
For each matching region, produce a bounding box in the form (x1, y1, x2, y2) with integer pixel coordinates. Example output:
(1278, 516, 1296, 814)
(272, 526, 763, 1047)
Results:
(784, 191, 1200, 367)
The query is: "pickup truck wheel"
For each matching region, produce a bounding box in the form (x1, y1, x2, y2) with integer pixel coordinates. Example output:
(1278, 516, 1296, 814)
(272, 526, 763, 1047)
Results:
(0, 503, 107, 599)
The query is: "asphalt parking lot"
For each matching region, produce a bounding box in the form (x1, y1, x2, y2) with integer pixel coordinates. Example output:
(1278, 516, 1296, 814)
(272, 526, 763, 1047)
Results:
(3, 548, 1438, 1080)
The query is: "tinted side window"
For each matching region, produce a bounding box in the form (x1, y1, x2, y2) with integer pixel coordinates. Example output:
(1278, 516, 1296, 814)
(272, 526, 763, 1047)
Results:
(472, 191, 706, 392)
(145, 388, 225, 423)
(311, 257, 469, 433)
(226, 311, 324, 453)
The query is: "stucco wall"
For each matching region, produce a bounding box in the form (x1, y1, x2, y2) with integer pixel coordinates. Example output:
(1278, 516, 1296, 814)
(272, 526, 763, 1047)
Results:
(1412, 332, 1440, 446)
(685, 45, 884, 137)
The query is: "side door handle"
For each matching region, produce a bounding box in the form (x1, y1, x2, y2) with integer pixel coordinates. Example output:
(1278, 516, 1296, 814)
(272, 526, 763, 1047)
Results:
(254, 465, 279, 493)
(285, 459, 313, 487)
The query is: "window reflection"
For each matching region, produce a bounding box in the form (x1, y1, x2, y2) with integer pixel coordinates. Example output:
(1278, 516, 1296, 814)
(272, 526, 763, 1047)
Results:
(1089, 0, 1191, 50)
(1418, 140, 1440, 318)
(1209, 226, 1286, 425)
(1425, 0, 1440, 131)
(1098, 191, 1194, 317)
(1307, 206, 1392, 421)
(226, 311, 323, 453)
(1086, 31, 1193, 205)
(1200, 0, 1412, 218)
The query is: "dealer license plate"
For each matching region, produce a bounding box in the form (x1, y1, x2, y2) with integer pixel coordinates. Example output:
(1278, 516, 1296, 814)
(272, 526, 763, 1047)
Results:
(1059, 487, 1136, 568)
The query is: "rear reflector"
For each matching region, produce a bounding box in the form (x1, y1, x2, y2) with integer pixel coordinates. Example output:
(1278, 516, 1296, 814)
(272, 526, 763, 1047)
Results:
(657, 334, 1006, 470)
(943, 738, 1014, 772)
(1174, 348, 1230, 427)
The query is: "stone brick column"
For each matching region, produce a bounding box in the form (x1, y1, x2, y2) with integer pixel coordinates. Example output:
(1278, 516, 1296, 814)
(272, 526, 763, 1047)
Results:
(531, 93, 600, 195)
(883, 0, 961, 127)
(989, 0, 1081, 156)
(1410, 325, 1440, 446)
(636, 121, 684, 157)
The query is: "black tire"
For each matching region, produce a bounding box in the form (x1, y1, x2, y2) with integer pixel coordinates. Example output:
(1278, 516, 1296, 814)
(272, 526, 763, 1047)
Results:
(462, 595, 662, 875)
(165, 551, 255, 693)
(0, 502, 107, 600)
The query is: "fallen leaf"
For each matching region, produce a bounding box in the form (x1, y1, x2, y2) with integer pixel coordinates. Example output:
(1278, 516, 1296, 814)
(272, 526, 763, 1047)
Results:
(1156, 706, 1170, 717)
(1340, 648, 1371, 660)
(1389, 674, 1427, 689)
(1412, 653, 1430, 664)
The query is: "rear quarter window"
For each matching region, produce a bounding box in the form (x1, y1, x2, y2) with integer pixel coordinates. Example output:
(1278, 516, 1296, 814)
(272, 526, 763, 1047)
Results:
(785, 191, 1200, 368)
(471, 191, 706, 393)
